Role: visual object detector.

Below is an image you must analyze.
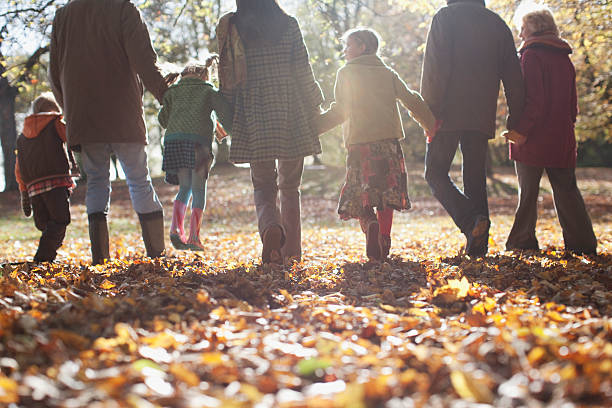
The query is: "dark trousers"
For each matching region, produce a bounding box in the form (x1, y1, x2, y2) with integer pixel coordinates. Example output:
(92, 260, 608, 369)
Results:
(424, 131, 489, 234)
(31, 187, 71, 262)
(506, 162, 597, 253)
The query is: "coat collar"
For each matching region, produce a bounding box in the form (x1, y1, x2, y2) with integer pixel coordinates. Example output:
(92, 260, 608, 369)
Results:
(173, 77, 212, 87)
(447, 0, 485, 6)
(346, 54, 385, 67)
(519, 33, 572, 55)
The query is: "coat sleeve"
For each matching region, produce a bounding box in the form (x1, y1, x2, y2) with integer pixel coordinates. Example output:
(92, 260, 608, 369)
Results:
(14, 157, 26, 193)
(48, 12, 64, 109)
(570, 63, 578, 123)
(420, 12, 450, 120)
(394, 72, 435, 133)
(158, 93, 170, 129)
(211, 90, 234, 133)
(318, 68, 349, 134)
(55, 118, 67, 142)
(120, 1, 167, 104)
(514, 50, 544, 138)
(500, 26, 525, 131)
(291, 18, 324, 116)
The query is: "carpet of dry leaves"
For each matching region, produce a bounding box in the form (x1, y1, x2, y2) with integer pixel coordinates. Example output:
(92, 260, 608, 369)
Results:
(0, 165, 611, 408)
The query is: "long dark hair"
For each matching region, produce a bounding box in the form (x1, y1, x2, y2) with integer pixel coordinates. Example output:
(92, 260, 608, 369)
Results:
(234, 0, 290, 47)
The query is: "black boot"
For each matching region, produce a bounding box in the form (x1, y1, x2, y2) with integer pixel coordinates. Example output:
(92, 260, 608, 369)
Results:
(138, 211, 165, 258)
(88, 212, 109, 265)
(34, 220, 67, 263)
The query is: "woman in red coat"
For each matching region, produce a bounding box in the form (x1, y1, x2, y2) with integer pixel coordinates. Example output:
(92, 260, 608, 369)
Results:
(504, 7, 597, 254)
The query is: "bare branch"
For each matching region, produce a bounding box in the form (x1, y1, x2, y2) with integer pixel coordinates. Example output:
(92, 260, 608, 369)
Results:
(173, 0, 190, 28)
(0, 0, 58, 19)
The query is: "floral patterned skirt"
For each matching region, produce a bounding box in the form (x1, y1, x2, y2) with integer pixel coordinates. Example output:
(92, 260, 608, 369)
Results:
(338, 139, 410, 220)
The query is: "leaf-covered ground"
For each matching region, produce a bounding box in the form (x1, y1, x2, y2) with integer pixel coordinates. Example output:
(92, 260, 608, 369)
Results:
(1, 165, 611, 407)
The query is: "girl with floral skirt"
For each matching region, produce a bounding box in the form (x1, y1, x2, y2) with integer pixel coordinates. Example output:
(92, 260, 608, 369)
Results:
(318, 28, 436, 260)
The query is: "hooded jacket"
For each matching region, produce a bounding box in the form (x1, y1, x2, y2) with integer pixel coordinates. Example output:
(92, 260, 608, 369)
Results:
(319, 54, 436, 147)
(48, 0, 167, 146)
(15, 113, 75, 192)
(420, 0, 524, 138)
(510, 34, 578, 168)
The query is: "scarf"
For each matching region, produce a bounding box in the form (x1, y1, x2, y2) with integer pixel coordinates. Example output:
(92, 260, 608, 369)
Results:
(519, 32, 572, 55)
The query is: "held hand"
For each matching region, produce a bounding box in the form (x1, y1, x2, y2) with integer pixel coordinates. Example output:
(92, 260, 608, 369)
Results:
(21, 191, 32, 218)
(425, 119, 443, 143)
(215, 122, 229, 141)
(503, 130, 527, 146)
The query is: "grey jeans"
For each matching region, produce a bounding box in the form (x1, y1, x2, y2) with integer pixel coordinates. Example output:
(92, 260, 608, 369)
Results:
(250, 158, 304, 261)
(80, 143, 163, 215)
(506, 161, 597, 253)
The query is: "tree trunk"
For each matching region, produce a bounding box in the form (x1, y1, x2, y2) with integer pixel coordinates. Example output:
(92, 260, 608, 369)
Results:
(0, 67, 18, 192)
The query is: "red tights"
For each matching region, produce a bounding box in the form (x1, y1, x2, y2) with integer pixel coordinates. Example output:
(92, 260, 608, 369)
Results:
(360, 207, 394, 236)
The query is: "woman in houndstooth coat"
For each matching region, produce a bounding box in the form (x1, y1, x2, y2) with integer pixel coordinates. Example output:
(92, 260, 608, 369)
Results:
(219, 0, 323, 264)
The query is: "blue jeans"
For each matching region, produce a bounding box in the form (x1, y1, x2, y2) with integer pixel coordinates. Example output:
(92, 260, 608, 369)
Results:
(81, 143, 162, 215)
(424, 131, 489, 234)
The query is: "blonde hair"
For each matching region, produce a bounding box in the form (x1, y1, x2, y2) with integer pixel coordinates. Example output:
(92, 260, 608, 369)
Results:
(165, 54, 220, 86)
(32, 92, 60, 114)
(514, 2, 559, 37)
(343, 28, 381, 55)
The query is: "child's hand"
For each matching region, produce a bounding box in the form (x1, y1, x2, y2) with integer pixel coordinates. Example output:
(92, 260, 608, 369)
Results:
(21, 192, 32, 218)
(425, 119, 442, 143)
(215, 122, 229, 141)
(503, 130, 527, 146)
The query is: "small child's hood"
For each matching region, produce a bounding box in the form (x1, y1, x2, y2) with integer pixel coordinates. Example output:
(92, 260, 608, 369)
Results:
(22, 112, 63, 139)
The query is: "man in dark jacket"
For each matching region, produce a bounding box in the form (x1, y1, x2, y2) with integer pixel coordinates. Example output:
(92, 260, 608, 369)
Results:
(49, 0, 168, 264)
(420, 0, 524, 256)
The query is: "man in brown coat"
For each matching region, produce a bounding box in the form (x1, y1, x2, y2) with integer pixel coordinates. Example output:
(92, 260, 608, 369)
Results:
(420, 0, 524, 257)
(49, 0, 168, 264)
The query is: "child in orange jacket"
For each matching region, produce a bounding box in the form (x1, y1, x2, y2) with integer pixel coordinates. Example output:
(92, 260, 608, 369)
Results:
(15, 93, 78, 263)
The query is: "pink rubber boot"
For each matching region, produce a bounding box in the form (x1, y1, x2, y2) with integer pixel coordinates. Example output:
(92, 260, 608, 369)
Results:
(186, 207, 205, 251)
(170, 200, 188, 250)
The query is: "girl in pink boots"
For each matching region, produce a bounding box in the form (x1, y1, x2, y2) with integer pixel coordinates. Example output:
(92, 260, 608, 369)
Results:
(159, 56, 233, 251)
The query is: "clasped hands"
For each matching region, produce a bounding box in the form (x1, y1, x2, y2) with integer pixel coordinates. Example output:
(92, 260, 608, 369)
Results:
(502, 129, 527, 146)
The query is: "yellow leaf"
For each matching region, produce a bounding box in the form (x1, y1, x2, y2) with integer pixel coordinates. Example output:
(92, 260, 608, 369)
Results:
(100, 279, 116, 290)
(547, 311, 565, 323)
(279, 289, 294, 303)
(450, 370, 493, 403)
(528, 347, 547, 365)
(484, 297, 496, 312)
(560, 364, 577, 380)
(240, 383, 264, 402)
(170, 363, 200, 387)
(196, 289, 210, 304)
(201, 352, 226, 366)
(334, 383, 366, 408)
(0, 376, 18, 404)
(447, 277, 470, 298)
